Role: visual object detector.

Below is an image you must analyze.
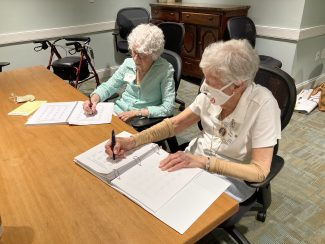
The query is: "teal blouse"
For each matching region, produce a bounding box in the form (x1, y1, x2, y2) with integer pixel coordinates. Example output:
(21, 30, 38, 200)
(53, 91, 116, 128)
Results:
(92, 57, 176, 118)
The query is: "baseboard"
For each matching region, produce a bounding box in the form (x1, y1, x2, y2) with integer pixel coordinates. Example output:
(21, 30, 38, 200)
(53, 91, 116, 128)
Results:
(97, 65, 325, 94)
(256, 24, 325, 41)
(295, 73, 325, 92)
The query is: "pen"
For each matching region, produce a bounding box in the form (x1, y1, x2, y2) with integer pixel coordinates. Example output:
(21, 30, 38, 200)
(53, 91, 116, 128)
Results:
(111, 130, 116, 160)
(89, 96, 93, 108)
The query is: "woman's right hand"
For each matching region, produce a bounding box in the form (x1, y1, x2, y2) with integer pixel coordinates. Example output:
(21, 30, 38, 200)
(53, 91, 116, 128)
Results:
(105, 136, 136, 159)
(83, 96, 98, 115)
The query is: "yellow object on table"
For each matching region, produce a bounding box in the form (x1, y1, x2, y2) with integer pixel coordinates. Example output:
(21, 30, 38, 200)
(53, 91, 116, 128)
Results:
(8, 100, 47, 116)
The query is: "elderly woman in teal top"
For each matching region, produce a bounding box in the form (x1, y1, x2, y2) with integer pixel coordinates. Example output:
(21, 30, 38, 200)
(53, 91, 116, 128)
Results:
(83, 24, 176, 122)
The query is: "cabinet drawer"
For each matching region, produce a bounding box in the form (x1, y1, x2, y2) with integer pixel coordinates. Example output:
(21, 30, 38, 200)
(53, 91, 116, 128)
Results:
(181, 12, 220, 27)
(182, 57, 203, 79)
(152, 9, 180, 21)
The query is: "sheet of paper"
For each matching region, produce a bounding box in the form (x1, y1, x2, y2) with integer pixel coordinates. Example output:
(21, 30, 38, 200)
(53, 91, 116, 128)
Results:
(294, 89, 320, 114)
(112, 168, 230, 234)
(8, 101, 47, 116)
(112, 149, 203, 212)
(74, 131, 157, 181)
(67, 102, 114, 125)
(155, 171, 230, 234)
(25, 102, 77, 125)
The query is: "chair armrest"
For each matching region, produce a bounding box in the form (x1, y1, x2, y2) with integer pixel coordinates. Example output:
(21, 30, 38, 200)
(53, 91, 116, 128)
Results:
(245, 154, 284, 188)
(0, 62, 10, 67)
(129, 117, 166, 131)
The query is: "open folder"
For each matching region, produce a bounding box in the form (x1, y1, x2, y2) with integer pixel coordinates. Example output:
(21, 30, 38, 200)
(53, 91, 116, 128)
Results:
(74, 131, 230, 234)
(25, 101, 114, 125)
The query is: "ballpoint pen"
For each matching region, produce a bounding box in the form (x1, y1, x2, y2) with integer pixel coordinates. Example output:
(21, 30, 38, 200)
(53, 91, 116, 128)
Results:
(111, 130, 116, 160)
(89, 96, 93, 108)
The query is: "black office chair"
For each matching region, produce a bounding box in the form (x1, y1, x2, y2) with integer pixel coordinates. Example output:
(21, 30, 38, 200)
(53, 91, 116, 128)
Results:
(113, 7, 150, 54)
(0, 62, 10, 72)
(158, 22, 185, 55)
(215, 65, 296, 244)
(129, 49, 182, 152)
(158, 22, 186, 111)
(227, 16, 282, 69)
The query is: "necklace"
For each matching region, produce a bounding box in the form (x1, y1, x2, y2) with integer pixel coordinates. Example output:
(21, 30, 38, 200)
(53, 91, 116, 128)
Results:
(217, 114, 227, 138)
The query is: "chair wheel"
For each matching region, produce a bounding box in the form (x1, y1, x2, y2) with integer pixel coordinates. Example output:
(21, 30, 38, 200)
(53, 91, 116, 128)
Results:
(256, 211, 266, 222)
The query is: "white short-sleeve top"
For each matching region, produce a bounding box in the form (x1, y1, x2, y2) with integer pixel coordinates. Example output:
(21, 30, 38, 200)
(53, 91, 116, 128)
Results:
(186, 82, 281, 202)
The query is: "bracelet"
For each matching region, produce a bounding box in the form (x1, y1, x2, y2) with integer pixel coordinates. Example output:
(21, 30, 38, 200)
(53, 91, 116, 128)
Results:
(205, 157, 211, 171)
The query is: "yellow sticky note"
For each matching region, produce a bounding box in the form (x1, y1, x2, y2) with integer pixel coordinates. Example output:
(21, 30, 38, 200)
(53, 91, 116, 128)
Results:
(8, 101, 47, 116)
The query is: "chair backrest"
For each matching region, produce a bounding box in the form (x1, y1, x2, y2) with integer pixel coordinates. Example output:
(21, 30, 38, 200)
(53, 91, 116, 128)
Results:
(254, 65, 296, 131)
(227, 16, 256, 48)
(116, 7, 150, 40)
(158, 22, 185, 54)
(161, 49, 182, 92)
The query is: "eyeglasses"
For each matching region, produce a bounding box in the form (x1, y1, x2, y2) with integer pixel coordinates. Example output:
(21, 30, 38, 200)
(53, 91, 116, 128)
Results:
(130, 50, 148, 59)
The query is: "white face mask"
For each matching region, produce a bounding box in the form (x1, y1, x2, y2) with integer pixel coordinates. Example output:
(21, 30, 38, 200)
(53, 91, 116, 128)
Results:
(200, 79, 234, 106)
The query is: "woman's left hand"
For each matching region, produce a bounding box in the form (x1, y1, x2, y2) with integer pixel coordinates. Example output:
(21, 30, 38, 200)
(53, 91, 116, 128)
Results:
(159, 151, 207, 172)
(118, 111, 137, 122)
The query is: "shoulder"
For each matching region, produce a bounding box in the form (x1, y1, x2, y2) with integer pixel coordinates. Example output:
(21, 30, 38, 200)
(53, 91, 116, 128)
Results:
(121, 58, 135, 67)
(189, 93, 210, 114)
(249, 83, 278, 107)
(153, 57, 173, 70)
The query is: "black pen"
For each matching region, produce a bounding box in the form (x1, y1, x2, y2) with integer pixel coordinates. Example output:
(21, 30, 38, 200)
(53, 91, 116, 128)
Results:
(111, 130, 116, 160)
(89, 96, 93, 108)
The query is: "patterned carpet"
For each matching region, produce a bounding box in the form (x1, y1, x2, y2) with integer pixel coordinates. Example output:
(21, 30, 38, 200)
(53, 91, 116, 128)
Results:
(80, 78, 325, 244)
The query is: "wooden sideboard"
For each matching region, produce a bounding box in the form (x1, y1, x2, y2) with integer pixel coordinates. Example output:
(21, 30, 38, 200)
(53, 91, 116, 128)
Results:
(150, 3, 250, 79)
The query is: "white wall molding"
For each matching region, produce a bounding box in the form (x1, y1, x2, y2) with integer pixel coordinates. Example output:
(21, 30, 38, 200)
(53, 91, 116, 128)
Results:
(295, 72, 325, 92)
(0, 21, 116, 46)
(256, 24, 325, 41)
(2, 21, 324, 45)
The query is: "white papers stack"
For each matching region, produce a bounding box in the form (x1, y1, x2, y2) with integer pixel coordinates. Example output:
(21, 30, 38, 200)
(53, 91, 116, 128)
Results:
(74, 131, 230, 234)
(26, 101, 114, 125)
(294, 89, 320, 114)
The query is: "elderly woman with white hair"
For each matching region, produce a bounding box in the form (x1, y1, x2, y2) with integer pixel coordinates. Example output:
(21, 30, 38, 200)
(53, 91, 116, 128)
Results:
(105, 39, 281, 203)
(83, 24, 175, 122)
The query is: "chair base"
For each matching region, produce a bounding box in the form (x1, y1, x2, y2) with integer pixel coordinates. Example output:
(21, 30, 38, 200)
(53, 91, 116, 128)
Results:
(176, 98, 185, 111)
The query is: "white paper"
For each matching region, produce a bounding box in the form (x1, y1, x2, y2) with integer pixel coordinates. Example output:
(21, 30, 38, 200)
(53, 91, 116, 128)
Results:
(112, 149, 202, 212)
(25, 101, 114, 125)
(68, 102, 114, 125)
(74, 131, 231, 234)
(155, 171, 230, 234)
(294, 89, 320, 114)
(26, 101, 77, 125)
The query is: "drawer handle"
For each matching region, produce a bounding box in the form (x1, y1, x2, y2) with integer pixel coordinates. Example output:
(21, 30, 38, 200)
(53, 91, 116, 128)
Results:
(169, 12, 175, 16)
(184, 61, 192, 65)
(208, 17, 214, 21)
(186, 14, 190, 18)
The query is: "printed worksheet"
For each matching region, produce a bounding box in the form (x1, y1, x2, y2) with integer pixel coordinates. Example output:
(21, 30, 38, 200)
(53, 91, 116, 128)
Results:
(25, 101, 113, 125)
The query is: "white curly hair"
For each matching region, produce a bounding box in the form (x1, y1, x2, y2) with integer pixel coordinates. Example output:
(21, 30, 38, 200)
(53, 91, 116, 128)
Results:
(127, 24, 165, 61)
(200, 39, 259, 86)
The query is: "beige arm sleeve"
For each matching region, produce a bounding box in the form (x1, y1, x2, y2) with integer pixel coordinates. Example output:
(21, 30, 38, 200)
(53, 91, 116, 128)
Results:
(208, 157, 270, 182)
(131, 118, 175, 147)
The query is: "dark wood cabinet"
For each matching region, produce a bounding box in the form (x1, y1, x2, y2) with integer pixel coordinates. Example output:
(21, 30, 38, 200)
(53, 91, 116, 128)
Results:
(150, 3, 250, 79)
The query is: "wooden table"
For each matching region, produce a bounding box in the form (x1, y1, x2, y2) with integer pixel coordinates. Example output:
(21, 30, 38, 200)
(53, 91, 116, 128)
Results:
(0, 66, 238, 244)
